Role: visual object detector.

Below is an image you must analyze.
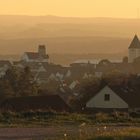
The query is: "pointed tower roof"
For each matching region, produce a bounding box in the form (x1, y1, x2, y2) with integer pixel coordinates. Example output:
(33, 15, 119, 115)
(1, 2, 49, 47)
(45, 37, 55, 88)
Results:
(129, 35, 140, 49)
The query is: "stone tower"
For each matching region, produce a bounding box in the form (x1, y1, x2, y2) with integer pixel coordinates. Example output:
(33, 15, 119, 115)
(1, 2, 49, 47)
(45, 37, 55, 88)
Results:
(38, 45, 46, 56)
(128, 35, 140, 63)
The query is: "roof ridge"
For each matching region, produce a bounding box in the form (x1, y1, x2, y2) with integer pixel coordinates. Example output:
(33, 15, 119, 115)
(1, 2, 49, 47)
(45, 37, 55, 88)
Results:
(129, 35, 140, 49)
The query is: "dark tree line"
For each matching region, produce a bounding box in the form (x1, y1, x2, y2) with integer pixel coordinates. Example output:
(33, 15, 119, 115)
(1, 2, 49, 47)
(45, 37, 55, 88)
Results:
(70, 72, 140, 111)
(0, 66, 39, 99)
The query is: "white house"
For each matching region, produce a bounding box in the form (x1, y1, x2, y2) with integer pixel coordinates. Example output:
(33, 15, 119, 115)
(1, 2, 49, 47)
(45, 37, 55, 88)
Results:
(83, 73, 89, 79)
(94, 71, 103, 78)
(86, 86, 128, 110)
(0, 61, 12, 77)
(38, 65, 47, 72)
(48, 73, 57, 81)
(85, 85, 140, 112)
(128, 35, 140, 63)
(65, 70, 71, 78)
(69, 80, 79, 90)
(21, 45, 49, 63)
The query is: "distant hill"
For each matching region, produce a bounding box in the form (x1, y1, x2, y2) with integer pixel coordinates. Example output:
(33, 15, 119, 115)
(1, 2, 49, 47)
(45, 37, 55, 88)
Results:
(0, 15, 139, 38)
(0, 15, 138, 55)
(0, 36, 130, 54)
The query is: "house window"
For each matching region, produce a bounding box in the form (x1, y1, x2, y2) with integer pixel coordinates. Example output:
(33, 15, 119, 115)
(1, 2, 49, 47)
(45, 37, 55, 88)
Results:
(104, 94, 110, 101)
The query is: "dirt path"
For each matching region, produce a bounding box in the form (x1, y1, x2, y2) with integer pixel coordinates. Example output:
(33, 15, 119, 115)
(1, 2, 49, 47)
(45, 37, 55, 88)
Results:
(0, 126, 138, 140)
(0, 126, 78, 140)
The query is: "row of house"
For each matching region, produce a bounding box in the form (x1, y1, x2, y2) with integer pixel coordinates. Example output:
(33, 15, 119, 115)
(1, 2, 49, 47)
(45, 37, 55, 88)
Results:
(0, 84, 140, 113)
(0, 35, 140, 112)
(1, 35, 140, 84)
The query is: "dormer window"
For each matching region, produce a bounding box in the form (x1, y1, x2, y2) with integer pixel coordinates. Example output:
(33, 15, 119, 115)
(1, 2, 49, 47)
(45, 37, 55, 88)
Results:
(104, 94, 110, 101)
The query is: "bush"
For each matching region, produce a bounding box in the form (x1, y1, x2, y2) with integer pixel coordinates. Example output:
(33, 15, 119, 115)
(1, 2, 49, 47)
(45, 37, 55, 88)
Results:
(95, 113, 110, 122)
(111, 112, 130, 122)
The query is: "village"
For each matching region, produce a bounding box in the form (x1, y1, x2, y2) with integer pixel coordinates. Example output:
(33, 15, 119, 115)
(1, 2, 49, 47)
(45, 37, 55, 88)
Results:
(0, 35, 140, 115)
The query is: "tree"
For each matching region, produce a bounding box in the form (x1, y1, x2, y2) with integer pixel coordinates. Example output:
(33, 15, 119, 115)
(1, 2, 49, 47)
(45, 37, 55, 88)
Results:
(70, 77, 100, 111)
(4, 67, 20, 95)
(0, 79, 14, 100)
(102, 70, 127, 86)
(4, 66, 39, 97)
(122, 56, 128, 64)
(18, 66, 39, 96)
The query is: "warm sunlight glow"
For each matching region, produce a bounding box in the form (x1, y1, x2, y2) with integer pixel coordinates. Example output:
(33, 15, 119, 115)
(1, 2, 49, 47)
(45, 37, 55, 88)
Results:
(1, 0, 140, 18)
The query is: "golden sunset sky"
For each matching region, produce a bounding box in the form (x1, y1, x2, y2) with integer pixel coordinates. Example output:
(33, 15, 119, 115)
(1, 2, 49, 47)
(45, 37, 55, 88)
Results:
(0, 0, 140, 18)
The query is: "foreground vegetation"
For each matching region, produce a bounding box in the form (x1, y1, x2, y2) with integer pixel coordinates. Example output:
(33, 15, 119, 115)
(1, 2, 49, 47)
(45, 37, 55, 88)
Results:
(0, 111, 139, 139)
(87, 128, 140, 140)
(0, 111, 139, 127)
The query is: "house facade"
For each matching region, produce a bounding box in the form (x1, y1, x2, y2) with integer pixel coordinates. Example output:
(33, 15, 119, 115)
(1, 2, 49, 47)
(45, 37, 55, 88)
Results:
(86, 86, 128, 110)
(21, 45, 49, 63)
(0, 60, 12, 77)
(86, 85, 140, 112)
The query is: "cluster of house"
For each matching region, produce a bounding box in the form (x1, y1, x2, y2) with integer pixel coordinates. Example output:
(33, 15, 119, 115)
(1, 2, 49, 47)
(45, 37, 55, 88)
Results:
(1, 35, 140, 83)
(1, 84, 140, 113)
(0, 35, 140, 112)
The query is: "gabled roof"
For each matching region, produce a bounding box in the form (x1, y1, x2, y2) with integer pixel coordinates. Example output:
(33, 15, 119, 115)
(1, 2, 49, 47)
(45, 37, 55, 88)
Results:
(129, 35, 140, 49)
(0, 95, 71, 112)
(0, 60, 11, 67)
(35, 72, 49, 80)
(25, 52, 49, 60)
(88, 85, 140, 108)
(110, 86, 140, 108)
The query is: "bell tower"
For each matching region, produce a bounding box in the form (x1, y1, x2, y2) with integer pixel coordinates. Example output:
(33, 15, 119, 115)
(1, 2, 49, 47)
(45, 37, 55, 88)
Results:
(128, 35, 140, 63)
(38, 45, 46, 56)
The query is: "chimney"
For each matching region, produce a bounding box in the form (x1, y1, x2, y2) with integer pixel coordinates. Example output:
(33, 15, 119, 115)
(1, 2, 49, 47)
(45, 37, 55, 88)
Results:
(38, 45, 46, 56)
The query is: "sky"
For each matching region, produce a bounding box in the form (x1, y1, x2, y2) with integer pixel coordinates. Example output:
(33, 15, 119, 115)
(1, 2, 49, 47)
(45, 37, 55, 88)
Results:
(0, 0, 140, 18)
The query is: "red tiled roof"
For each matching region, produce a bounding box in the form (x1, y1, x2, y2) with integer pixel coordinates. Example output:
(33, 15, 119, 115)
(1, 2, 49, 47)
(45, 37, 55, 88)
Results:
(0, 60, 11, 67)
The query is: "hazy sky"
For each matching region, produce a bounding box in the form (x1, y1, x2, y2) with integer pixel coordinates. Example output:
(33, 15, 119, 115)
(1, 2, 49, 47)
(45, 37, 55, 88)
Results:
(0, 0, 140, 18)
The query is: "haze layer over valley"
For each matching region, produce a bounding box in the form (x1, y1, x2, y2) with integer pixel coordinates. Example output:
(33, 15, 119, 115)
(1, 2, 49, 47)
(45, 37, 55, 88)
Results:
(0, 15, 139, 64)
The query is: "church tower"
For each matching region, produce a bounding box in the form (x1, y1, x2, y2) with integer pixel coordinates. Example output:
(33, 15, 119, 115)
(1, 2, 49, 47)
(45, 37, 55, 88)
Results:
(128, 35, 140, 63)
(38, 45, 46, 56)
